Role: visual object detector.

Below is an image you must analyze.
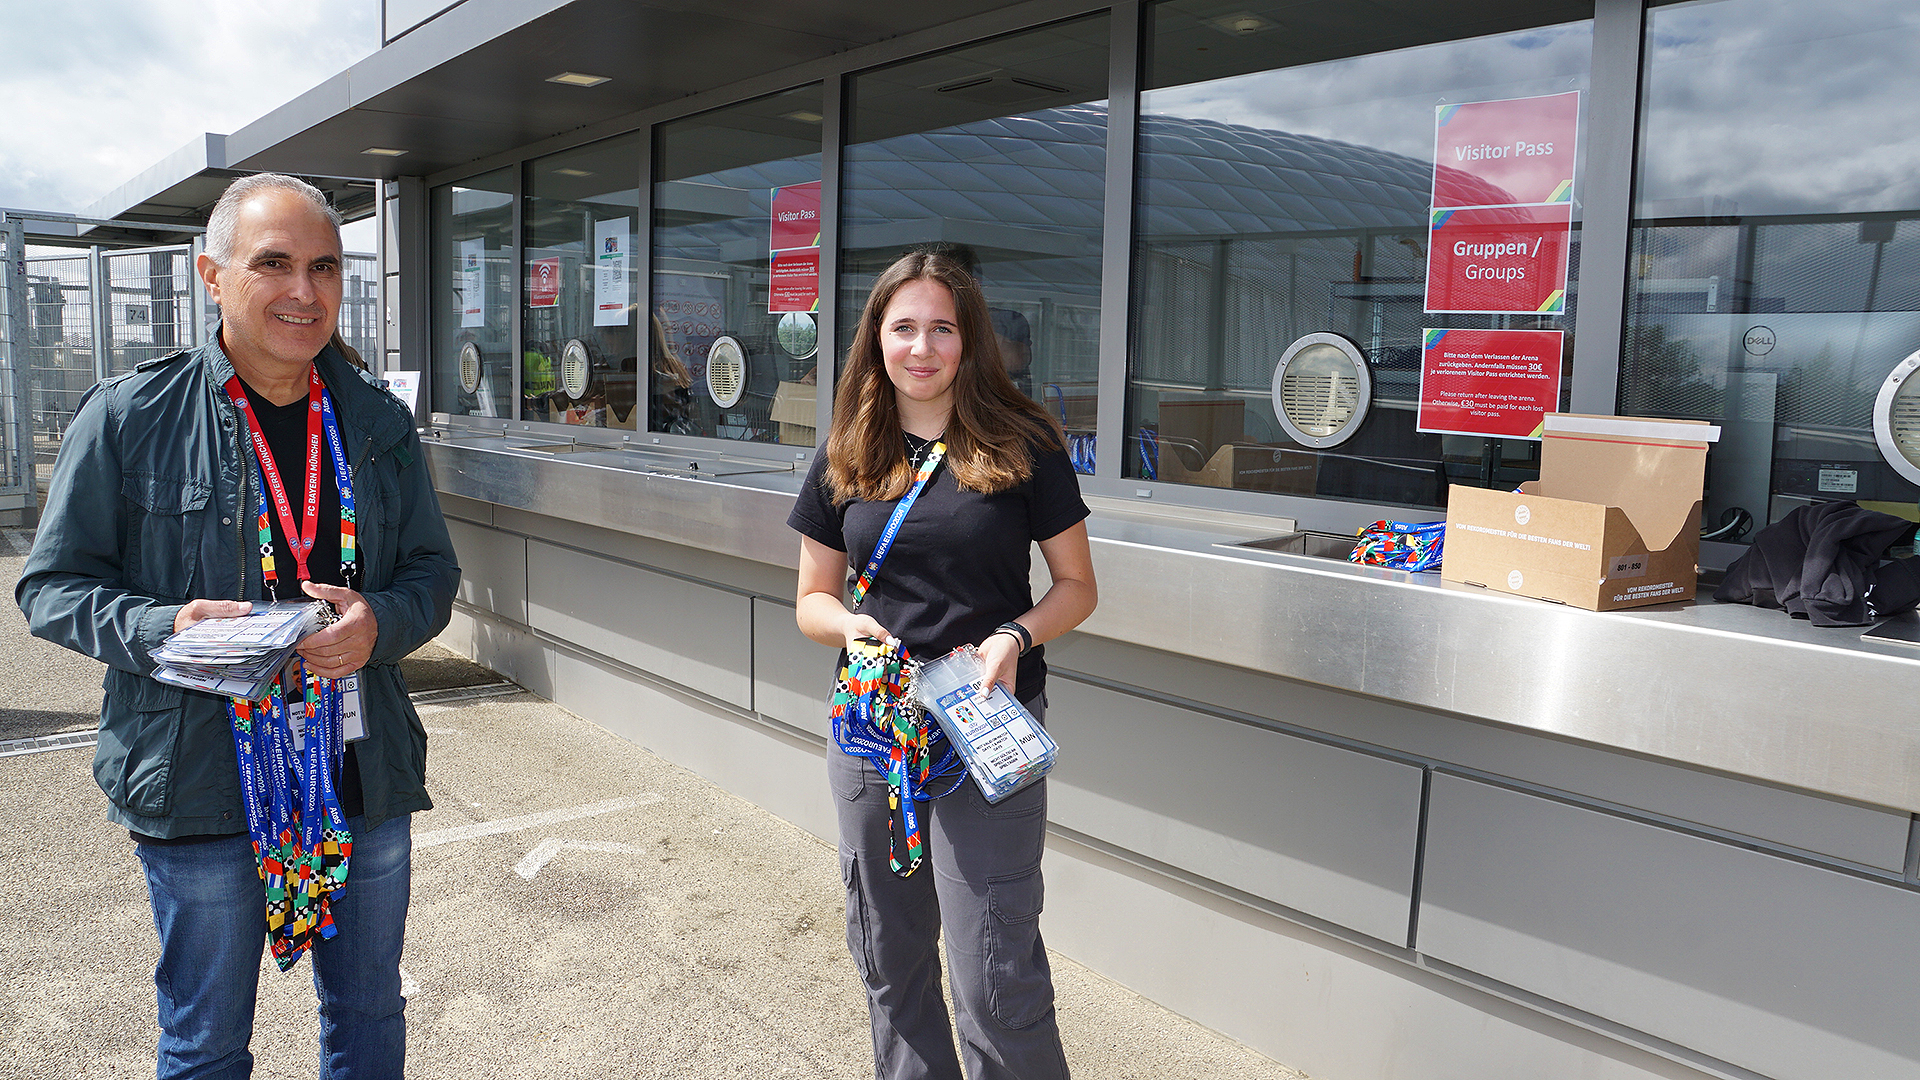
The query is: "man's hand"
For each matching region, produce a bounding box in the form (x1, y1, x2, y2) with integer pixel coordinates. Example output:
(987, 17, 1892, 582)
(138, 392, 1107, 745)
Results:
(296, 581, 378, 679)
(174, 599, 252, 634)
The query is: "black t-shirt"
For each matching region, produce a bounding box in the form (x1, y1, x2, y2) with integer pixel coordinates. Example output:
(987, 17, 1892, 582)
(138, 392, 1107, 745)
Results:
(787, 437, 1090, 702)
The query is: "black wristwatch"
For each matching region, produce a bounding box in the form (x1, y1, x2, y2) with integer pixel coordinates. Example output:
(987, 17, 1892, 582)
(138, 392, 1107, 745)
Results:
(993, 620, 1033, 656)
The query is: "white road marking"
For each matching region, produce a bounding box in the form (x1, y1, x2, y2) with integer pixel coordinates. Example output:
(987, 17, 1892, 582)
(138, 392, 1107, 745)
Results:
(514, 837, 652, 879)
(399, 966, 420, 998)
(412, 794, 663, 851)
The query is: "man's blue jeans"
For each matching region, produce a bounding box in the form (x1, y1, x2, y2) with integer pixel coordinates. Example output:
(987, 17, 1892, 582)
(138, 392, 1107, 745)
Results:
(134, 813, 413, 1080)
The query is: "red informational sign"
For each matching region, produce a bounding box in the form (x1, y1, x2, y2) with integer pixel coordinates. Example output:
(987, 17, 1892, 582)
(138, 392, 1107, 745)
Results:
(1432, 91, 1579, 209)
(529, 257, 561, 308)
(770, 181, 821, 312)
(1417, 327, 1564, 439)
(1425, 204, 1571, 315)
(770, 182, 821, 251)
(770, 247, 820, 313)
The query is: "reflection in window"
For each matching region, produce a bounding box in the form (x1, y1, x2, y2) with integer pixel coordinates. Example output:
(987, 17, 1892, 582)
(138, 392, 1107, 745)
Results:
(1130, 1, 1593, 509)
(523, 135, 641, 430)
(841, 15, 1110, 472)
(651, 86, 823, 443)
(431, 167, 515, 420)
(1625, 0, 1920, 541)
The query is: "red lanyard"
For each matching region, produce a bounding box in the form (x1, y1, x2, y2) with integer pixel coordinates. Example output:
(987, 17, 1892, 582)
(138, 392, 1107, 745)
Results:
(225, 369, 326, 583)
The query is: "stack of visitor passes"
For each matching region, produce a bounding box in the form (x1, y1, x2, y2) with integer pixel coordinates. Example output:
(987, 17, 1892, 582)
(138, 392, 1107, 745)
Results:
(152, 601, 329, 700)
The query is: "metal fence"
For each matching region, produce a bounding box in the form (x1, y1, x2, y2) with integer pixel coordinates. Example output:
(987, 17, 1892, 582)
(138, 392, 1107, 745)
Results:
(0, 214, 379, 523)
(21, 247, 378, 465)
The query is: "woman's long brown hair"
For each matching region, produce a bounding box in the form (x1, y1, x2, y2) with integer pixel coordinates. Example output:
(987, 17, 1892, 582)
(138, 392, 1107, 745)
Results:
(825, 248, 1063, 503)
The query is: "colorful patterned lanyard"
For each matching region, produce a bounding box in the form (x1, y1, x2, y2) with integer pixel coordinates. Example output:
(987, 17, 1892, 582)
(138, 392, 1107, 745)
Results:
(221, 367, 358, 971)
(830, 439, 963, 876)
(225, 368, 359, 588)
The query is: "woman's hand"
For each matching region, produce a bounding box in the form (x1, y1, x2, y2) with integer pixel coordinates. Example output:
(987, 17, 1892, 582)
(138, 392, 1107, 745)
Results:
(975, 630, 1020, 697)
(842, 612, 891, 651)
(797, 535, 893, 650)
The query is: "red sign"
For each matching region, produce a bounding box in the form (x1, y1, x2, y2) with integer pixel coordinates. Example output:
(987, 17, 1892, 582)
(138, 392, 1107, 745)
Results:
(1432, 91, 1579, 209)
(770, 247, 819, 313)
(1425, 204, 1571, 315)
(771, 182, 821, 252)
(529, 257, 561, 308)
(1417, 328, 1564, 439)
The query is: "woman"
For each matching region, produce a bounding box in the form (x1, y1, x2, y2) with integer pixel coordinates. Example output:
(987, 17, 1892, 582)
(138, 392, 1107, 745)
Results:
(788, 247, 1097, 1079)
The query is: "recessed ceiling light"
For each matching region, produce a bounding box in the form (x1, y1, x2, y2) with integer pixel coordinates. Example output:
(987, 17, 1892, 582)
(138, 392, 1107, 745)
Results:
(547, 71, 611, 88)
(781, 110, 824, 124)
(361, 147, 409, 157)
(1206, 12, 1274, 35)
(554, 168, 595, 177)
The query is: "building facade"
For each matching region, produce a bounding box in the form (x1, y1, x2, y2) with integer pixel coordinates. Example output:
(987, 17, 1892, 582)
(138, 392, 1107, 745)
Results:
(95, 3, 1920, 1078)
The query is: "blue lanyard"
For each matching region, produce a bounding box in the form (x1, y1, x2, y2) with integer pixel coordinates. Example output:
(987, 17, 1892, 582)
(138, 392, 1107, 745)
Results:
(850, 440, 945, 607)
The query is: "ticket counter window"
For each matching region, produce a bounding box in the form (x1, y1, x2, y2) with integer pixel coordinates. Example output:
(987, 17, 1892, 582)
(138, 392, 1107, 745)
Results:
(1128, 1, 1593, 508)
(523, 134, 642, 430)
(1623, 0, 1920, 542)
(431, 167, 515, 420)
(650, 85, 823, 443)
(840, 14, 1110, 473)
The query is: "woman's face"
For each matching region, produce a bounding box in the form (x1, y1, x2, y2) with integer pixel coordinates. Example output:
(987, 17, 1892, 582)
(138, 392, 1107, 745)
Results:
(879, 278, 963, 419)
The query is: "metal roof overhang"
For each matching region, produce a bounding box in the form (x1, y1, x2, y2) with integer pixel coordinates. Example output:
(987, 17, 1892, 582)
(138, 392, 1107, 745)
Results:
(85, 0, 1035, 240)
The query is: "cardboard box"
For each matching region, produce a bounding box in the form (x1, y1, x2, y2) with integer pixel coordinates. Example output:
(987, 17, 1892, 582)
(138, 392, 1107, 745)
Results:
(1442, 414, 1719, 610)
(1160, 442, 1319, 494)
(1159, 398, 1245, 460)
(771, 381, 817, 446)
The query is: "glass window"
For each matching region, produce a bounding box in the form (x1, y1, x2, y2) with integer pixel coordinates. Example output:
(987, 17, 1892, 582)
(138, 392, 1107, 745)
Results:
(523, 134, 642, 429)
(431, 167, 515, 420)
(1131, 2, 1593, 508)
(841, 15, 1110, 472)
(1624, 0, 1920, 541)
(651, 85, 824, 442)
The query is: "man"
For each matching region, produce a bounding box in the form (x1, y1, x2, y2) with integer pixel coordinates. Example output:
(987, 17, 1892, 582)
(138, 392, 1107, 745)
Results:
(18, 173, 459, 1079)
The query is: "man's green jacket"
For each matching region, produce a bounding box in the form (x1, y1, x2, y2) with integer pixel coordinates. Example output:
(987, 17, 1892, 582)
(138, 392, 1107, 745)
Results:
(18, 334, 460, 838)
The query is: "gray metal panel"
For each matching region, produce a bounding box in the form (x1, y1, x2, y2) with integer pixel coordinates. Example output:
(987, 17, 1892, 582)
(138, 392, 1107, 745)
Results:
(751, 597, 838, 741)
(488, 504, 799, 600)
(1420, 773, 1920, 1080)
(1046, 677, 1424, 946)
(1048, 633, 1913, 873)
(444, 517, 525, 621)
(423, 439, 1920, 816)
(525, 539, 751, 708)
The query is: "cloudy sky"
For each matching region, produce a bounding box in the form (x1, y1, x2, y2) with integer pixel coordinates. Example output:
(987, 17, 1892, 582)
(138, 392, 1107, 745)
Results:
(0, 1, 380, 222)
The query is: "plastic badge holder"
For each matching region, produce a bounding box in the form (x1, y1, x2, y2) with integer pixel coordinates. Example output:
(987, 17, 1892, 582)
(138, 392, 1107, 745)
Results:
(912, 645, 1057, 803)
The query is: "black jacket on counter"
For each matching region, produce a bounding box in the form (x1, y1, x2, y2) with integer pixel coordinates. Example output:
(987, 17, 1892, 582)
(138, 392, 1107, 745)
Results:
(1714, 500, 1920, 626)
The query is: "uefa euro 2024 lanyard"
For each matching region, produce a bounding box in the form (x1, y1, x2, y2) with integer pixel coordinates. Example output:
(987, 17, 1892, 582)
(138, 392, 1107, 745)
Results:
(222, 367, 357, 971)
(831, 439, 965, 876)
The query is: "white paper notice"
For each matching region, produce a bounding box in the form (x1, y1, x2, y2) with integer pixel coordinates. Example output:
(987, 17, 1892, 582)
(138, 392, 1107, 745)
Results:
(459, 238, 485, 328)
(383, 370, 421, 413)
(594, 218, 629, 327)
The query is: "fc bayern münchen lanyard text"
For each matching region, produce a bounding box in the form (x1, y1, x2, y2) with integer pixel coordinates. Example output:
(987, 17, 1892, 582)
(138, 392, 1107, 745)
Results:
(224, 368, 358, 591)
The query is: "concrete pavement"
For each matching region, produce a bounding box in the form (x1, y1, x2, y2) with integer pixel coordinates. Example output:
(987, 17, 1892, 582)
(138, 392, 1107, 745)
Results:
(0, 529, 1307, 1080)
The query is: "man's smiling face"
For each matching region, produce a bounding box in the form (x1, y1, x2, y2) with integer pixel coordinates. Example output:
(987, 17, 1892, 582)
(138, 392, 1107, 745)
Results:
(198, 187, 342, 386)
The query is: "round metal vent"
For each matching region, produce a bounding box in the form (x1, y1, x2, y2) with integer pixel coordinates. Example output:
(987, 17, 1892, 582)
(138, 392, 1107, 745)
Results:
(706, 335, 746, 408)
(458, 341, 482, 394)
(1874, 346, 1920, 486)
(560, 338, 590, 400)
(777, 312, 818, 360)
(1271, 333, 1371, 449)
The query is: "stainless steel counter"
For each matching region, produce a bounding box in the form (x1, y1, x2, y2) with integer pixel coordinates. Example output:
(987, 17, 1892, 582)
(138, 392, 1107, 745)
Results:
(425, 433, 1920, 814)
